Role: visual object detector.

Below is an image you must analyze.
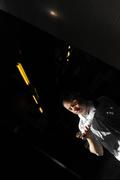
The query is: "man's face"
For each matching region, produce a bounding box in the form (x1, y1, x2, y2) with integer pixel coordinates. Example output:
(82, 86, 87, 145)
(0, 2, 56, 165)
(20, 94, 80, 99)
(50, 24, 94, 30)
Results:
(63, 99, 87, 115)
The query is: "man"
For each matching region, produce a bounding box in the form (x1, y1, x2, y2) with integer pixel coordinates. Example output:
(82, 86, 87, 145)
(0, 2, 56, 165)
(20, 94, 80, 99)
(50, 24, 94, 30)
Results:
(62, 92, 120, 161)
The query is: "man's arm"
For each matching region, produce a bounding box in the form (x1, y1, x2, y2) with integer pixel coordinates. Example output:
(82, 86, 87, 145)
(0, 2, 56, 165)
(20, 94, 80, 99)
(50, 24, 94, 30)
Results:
(86, 131, 104, 156)
(76, 126, 104, 156)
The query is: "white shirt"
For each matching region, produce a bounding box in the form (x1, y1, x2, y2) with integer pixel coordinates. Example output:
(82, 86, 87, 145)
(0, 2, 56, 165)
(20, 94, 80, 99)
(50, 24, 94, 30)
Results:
(78, 105, 96, 133)
(78, 104, 120, 161)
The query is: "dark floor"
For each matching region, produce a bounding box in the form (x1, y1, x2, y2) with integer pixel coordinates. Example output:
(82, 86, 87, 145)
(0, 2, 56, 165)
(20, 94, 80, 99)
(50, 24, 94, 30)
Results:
(1, 122, 120, 180)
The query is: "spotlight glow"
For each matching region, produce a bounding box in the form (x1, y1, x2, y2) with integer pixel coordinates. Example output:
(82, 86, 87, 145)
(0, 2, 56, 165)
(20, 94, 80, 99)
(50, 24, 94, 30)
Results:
(49, 10, 59, 17)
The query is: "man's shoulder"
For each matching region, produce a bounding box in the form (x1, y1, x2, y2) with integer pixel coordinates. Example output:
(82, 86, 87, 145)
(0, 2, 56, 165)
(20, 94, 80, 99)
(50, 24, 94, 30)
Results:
(96, 96, 116, 104)
(95, 96, 119, 112)
(97, 96, 112, 101)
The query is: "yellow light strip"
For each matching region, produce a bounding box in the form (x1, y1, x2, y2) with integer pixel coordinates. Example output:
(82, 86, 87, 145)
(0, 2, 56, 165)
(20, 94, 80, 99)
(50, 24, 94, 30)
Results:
(38, 107, 43, 113)
(16, 63, 30, 85)
(34, 88, 39, 100)
(32, 95, 39, 104)
(32, 95, 44, 113)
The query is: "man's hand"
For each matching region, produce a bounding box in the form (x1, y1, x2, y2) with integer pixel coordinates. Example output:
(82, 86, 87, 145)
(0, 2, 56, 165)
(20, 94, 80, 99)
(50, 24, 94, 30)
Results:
(76, 131, 83, 139)
(76, 125, 91, 140)
(82, 125, 91, 139)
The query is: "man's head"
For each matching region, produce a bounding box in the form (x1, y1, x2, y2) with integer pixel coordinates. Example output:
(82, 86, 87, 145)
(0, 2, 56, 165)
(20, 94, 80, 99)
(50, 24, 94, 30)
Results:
(63, 99, 87, 115)
(61, 91, 88, 115)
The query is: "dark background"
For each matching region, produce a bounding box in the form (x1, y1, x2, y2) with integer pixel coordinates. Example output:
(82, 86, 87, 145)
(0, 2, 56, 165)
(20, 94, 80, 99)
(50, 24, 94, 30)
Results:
(0, 9, 120, 180)
(1, 0, 120, 71)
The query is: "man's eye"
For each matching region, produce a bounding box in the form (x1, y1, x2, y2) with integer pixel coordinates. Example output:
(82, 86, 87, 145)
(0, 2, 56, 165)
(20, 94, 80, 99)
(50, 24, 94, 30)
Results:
(71, 105, 75, 108)
(72, 103, 77, 107)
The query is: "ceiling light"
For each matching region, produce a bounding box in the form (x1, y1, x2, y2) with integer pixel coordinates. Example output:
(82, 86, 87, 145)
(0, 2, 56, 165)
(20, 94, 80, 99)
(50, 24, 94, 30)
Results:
(66, 51, 71, 58)
(49, 10, 58, 17)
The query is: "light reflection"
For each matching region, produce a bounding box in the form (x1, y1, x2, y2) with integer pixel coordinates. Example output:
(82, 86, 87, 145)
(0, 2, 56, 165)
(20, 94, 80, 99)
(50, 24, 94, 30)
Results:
(50, 10, 57, 16)
(48, 9, 59, 18)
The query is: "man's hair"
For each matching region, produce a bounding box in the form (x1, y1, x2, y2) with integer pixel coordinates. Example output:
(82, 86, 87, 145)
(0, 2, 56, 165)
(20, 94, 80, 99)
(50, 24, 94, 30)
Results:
(60, 90, 89, 106)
